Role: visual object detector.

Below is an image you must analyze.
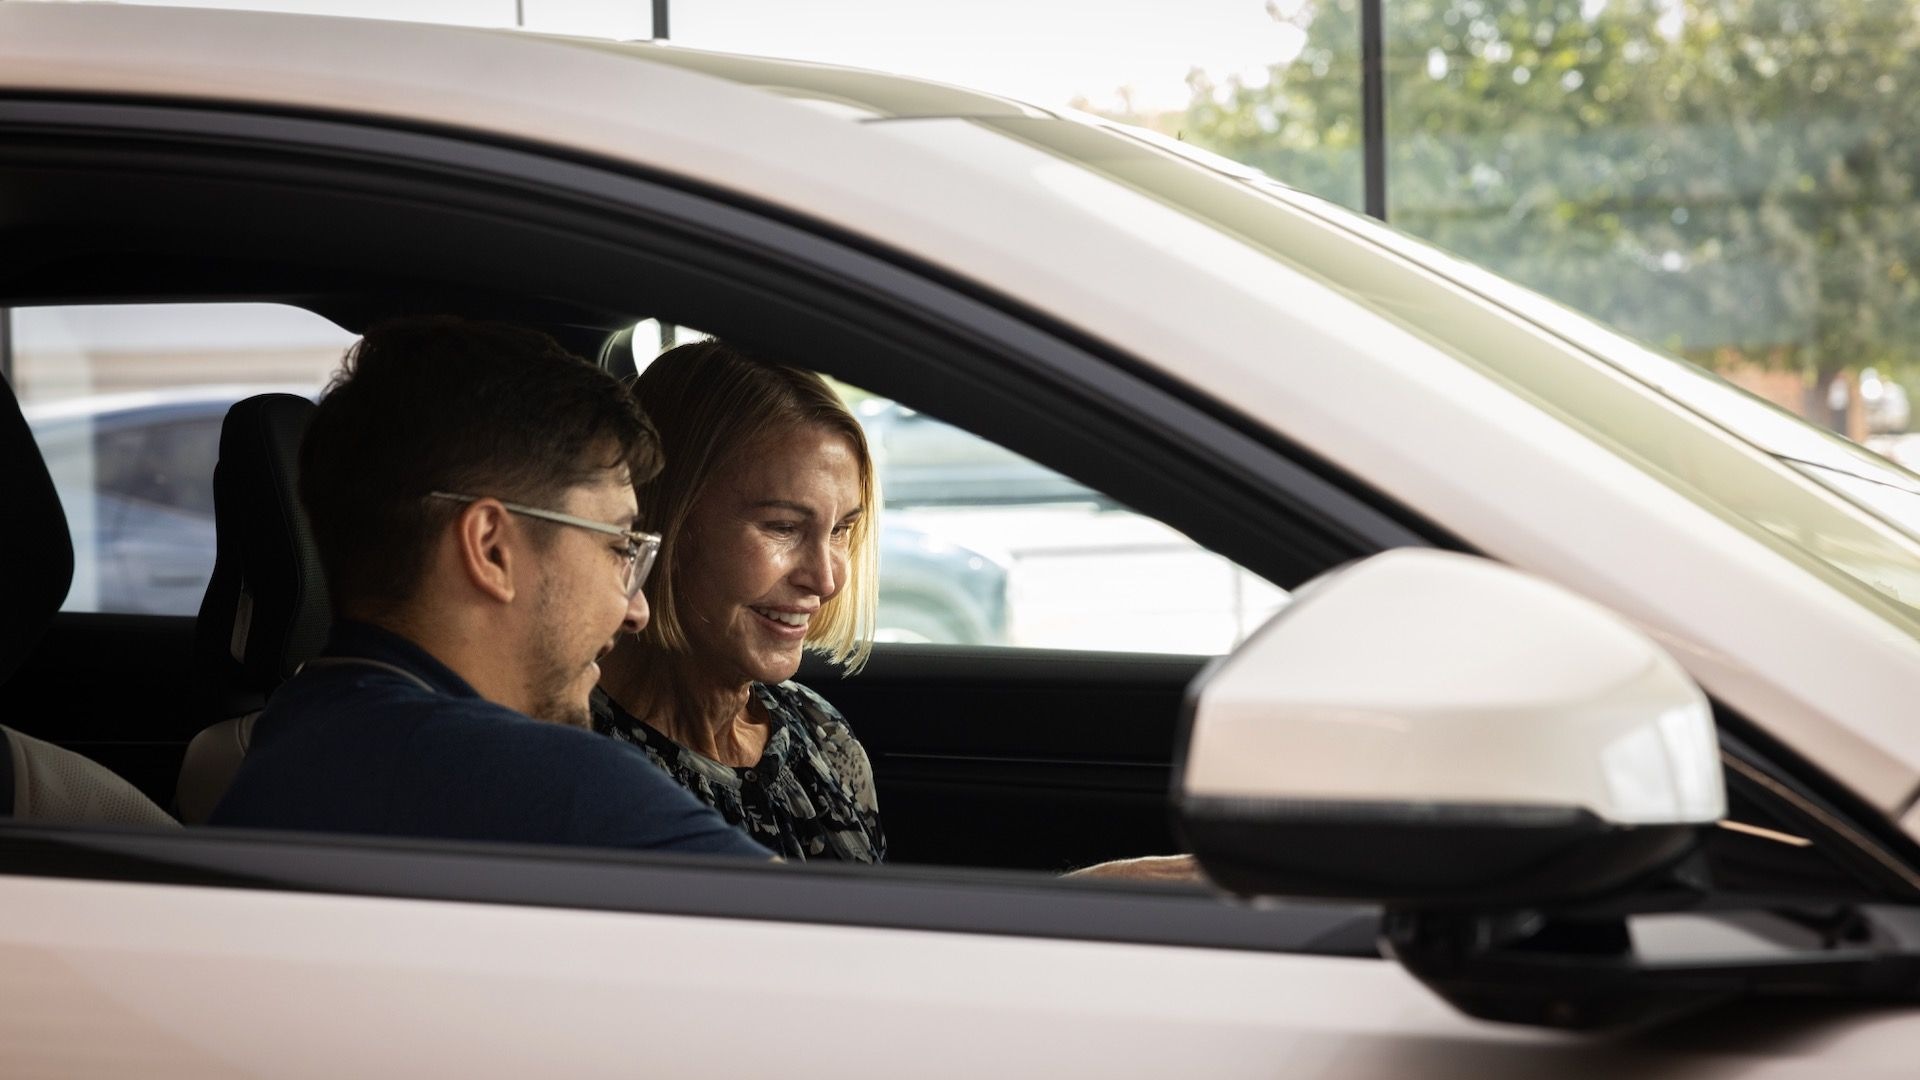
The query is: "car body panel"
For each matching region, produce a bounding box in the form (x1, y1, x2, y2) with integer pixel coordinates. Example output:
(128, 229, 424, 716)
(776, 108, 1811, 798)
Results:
(4, 871, 1919, 1079)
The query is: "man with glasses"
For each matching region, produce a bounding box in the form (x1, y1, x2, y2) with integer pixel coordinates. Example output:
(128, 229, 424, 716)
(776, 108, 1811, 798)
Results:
(211, 317, 768, 858)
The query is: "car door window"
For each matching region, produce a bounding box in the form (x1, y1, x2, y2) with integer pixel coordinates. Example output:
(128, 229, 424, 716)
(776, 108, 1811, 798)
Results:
(13, 303, 354, 615)
(633, 324, 1289, 654)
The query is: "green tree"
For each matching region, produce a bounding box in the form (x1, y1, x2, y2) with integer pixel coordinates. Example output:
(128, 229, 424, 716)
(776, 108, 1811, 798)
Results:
(1114, 0, 1920, 396)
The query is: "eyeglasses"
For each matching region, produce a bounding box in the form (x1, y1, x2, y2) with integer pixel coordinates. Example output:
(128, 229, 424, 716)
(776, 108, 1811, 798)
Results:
(427, 491, 661, 599)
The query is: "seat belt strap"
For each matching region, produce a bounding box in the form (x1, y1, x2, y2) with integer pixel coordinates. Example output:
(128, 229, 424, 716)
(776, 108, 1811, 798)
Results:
(297, 655, 437, 693)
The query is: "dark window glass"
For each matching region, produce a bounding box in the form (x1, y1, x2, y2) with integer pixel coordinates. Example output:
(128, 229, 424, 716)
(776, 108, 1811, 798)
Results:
(94, 419, 221, 518)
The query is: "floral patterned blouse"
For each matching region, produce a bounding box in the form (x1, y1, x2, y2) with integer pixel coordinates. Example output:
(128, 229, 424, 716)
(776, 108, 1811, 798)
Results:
(589, 681, 886, 864)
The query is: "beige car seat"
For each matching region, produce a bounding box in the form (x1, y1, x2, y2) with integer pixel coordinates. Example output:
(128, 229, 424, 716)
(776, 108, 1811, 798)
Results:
(4, 726, 177, 827)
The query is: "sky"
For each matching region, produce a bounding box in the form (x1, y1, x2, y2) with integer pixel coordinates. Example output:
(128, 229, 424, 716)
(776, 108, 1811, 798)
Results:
(104, 0, 1306, 113)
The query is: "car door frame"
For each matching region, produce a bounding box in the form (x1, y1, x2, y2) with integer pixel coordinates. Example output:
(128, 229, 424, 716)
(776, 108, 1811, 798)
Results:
(0, 93, 1425, 933)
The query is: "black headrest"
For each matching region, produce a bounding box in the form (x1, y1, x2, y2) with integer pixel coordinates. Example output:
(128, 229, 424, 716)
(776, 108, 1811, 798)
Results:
(0, 376, 74, 688)
(193, 393, 331, 718)
(0, 727, 15, 818)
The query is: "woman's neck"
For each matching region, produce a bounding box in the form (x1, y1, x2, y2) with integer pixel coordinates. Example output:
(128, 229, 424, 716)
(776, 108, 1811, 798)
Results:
(599, 638, 766, 767)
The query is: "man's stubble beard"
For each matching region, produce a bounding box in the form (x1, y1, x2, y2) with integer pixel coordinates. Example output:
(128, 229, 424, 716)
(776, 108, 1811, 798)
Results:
(528, 682, 593, 729)
(526, 573, 595, 730)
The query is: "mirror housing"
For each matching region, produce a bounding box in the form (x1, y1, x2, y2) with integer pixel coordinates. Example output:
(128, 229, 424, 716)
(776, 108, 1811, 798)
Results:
(1175, 550, 1724, 909)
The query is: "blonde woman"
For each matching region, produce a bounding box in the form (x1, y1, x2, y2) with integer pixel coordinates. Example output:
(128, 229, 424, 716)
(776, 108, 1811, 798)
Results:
(592, 340, 884, 862)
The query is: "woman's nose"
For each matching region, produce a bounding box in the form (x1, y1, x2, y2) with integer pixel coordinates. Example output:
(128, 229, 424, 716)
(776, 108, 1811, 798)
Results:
(621, 586, 650, 635)
(796, 537, 843, 600)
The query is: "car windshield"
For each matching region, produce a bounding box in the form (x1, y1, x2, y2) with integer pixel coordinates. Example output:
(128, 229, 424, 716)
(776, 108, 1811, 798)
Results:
(987, 112, 1920, 635)
(1259, 180, 1920, 619)
(1257, 176, 1920, 525)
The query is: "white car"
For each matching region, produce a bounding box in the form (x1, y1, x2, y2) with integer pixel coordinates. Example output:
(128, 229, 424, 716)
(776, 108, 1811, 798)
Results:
(3, 4, 1920, 1076)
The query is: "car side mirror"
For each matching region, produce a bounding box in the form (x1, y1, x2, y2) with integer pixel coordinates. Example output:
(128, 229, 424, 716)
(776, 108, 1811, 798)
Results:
(1174, 549, 1724, 910)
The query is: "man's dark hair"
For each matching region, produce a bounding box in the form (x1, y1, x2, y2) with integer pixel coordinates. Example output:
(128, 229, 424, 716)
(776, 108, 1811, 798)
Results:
(300, 315, 659, 619)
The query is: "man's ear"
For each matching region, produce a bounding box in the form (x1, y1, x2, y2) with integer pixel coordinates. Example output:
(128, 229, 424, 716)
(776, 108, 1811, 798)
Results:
(453, 500, 518, 604)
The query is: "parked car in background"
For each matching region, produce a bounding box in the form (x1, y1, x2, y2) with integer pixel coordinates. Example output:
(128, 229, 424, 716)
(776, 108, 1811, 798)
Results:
(876, 522, 1008, 644)
(25, 386, 310, 615)
(860, 399, 1110, 508)
(1862, 368, 1912, 436)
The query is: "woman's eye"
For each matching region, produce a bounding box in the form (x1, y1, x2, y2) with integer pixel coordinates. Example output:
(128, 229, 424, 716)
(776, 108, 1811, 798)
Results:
(763, 521, 800, 537)
(830, 522, 854, 540)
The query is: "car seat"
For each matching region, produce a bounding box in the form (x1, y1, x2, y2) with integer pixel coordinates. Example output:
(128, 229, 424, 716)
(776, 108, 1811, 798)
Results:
(176, 393, 330, 823)
(0, 372, 177, 826)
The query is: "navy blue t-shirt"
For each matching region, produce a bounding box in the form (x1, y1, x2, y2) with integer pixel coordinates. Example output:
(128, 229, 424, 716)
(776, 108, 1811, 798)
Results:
(211, 621, 769, 858)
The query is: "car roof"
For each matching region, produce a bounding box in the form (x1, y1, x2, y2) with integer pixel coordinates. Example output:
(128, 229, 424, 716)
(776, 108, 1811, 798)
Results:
(564, 38, 1051, 121)
(0, 5, 1080, 330)
(0, 4, 1262, 356)
(0, 4, 1046, 120)
(0, 6, 1139, 296)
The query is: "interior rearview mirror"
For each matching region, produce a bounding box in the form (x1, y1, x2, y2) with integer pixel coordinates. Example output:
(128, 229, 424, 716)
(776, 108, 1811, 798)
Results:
(1175, 549, 1724, 910)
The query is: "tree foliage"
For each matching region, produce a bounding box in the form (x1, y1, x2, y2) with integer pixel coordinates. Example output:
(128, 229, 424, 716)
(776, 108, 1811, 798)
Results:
(1120, 0, 1920, 380)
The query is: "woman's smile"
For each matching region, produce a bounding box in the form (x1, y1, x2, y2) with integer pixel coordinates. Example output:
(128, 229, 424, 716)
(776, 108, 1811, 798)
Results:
(749, 605, 813, 634)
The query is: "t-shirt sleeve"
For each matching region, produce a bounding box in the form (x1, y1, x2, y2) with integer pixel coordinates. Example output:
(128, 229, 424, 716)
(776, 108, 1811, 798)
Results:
(411, 713, 771, 858)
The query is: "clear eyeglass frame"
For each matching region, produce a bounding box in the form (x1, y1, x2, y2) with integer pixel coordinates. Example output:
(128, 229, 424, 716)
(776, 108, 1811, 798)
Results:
(426, 491, 660, 598)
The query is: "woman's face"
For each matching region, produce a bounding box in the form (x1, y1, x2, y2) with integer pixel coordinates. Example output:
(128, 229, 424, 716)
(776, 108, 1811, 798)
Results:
(675, 423, 863, 689)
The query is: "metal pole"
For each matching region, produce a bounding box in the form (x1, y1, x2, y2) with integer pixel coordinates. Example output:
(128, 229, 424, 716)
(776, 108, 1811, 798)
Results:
(652, 0, 669, 40)
(514, 0, 524, 28)
(0, 308, 13, 385)
(1359, 0, 1388, 220)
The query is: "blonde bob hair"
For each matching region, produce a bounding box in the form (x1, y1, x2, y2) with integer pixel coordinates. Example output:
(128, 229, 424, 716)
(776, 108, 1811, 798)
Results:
(631, 339, 877, 672)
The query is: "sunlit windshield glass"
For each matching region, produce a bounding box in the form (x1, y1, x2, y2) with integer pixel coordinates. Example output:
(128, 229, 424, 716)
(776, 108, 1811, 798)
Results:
(998, 114, 1920, 630)
(1264, 179, 1920, 549)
